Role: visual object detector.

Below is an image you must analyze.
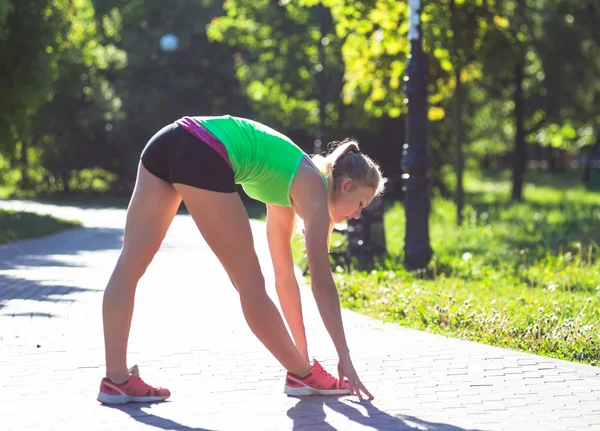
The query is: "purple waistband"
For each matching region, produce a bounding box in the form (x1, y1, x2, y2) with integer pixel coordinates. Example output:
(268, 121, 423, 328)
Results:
(175, 117, 232, 169)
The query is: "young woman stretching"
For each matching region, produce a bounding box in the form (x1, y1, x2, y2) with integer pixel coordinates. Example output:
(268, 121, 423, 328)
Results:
(98, 115, 384, 404)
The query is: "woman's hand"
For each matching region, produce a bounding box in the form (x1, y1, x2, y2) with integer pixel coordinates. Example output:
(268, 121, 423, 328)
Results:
(338, 353, 374, 400)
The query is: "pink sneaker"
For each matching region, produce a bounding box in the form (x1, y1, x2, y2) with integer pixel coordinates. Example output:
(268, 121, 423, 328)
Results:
(97, 365, 170, 404)
(284, 359, 351, 396)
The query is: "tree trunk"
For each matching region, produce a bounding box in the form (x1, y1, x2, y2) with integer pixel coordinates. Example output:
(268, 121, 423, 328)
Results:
(450, 0, 465, 224)
(548, 148, 558, 173)
(454, 66, 465, 225)
(60, 168, 71, 194)
(582, 142, 598, 186)
(19, 137, 31, 190)
(511, 61, 527, 201)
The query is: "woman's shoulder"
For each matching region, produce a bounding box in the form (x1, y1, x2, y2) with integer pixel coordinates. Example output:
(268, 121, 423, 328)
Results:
(297, 156, 327, 181)
(290, 158, 328, 210)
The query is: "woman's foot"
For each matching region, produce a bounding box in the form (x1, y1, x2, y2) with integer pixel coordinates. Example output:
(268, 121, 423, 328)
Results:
(97, 365, 171, 404)
(284, 359, 351, 396)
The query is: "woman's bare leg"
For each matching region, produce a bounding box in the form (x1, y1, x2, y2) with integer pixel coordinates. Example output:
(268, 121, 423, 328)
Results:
(103, 163, 182, 382)
(173, 183, 311, 377)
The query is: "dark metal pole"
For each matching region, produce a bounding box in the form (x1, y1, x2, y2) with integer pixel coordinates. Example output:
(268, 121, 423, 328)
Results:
(401, 0, 432, 270)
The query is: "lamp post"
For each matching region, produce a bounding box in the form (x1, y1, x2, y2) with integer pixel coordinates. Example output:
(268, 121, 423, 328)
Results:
(401, 0, 432, 270)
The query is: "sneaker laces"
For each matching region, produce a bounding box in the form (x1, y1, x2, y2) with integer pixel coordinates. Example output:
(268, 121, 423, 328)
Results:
(126, 365, 166, 392)
(313, 361, 338, 382)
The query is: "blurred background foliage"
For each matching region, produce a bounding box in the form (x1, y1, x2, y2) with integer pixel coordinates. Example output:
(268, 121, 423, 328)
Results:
(0, 0, 599, 201)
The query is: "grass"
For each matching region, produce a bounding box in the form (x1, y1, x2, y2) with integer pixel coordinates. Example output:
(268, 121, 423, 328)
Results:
(0, 197, 265, 250)
(0, 209, 82, 244)
(0, 197, 265, 246)
(0, 177, 118, 244)
(0, 168, 268, 246)
(294, 169, 600, 365)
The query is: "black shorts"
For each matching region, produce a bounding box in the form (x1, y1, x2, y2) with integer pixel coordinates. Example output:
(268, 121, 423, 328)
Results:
(140, 123, 236, 193)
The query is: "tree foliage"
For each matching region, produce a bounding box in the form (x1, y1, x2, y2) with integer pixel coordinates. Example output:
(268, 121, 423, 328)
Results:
(1, 0, 599, 197)
(207, 0, 358, 133)
(0, 0, 126, 190)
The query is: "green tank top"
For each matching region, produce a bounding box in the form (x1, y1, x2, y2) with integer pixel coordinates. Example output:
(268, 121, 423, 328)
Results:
(191, 115, 326, 207)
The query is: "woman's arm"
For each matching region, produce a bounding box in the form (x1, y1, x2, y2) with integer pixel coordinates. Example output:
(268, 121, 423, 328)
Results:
(303, 210, 350, 357)
(266, 204, 309, 361)
(290, 161, 373, 399)
(290, 165, 350, 358)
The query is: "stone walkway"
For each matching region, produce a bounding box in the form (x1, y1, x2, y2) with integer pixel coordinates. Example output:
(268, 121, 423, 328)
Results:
(1, 200, 600, 431)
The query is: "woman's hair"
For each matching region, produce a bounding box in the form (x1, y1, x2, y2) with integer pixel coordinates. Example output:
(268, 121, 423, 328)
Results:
(307, 139, 385, 250)
(311, 139, 385, 197)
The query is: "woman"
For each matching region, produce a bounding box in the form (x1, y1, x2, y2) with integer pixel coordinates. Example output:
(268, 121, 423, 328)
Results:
(98, 115, 384, 404)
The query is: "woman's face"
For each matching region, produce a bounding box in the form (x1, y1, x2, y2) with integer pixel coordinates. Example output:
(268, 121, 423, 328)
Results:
(329, 178, 377, 224)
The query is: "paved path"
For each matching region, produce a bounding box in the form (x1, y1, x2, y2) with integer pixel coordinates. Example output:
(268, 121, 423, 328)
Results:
(1, 200, 600, 431)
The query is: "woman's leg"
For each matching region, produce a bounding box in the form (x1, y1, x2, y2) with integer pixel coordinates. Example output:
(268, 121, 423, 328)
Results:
(102, 163, 182, 382)
(173, 183, 311, 377)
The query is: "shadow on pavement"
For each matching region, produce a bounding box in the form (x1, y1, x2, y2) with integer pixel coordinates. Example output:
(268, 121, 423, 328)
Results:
(287, 397, 481, 431)
(0, 227, 124, 311)
(105, 403, 216, 431)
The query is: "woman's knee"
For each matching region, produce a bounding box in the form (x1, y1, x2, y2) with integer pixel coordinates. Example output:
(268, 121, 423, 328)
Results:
(231, 267, 266, 297)
(114, 249, 155, 282)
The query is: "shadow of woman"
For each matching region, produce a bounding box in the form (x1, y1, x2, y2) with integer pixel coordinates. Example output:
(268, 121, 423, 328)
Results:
(104, 402, 215, 431)
(286, 397, 482, 431)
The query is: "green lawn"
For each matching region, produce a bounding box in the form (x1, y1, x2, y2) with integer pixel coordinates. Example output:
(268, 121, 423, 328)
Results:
(0, 180, 267, 245)
(0, 209, 82, 244)
(294, 169, 600, 365)
(0, 199, 265, 246)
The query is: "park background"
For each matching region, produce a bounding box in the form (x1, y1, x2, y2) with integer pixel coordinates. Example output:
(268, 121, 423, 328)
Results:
(2, 0, 600, 366)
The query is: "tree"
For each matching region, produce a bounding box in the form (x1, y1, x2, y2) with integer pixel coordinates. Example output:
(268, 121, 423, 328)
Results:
(534, 1, 600, 157)
(208, 0, 362, 137)
(209, 0, 459, 186)
(94, 0, 248, 188)
(33, 0, 125, 192)
(477, 0, 600, 200)
(430, 0, 493, 225)
(0, 0, 126, 191)
(0, 1, 63, 161)
(315, 0, 494, 207)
